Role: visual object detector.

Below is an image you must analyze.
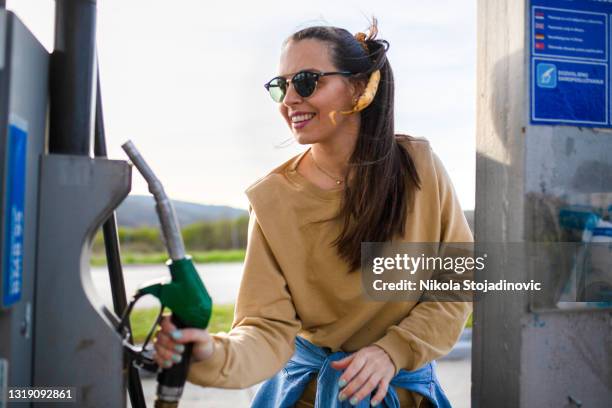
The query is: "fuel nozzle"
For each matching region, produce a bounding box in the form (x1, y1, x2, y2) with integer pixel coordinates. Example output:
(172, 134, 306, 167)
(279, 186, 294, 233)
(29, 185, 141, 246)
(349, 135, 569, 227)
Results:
(121, 141, 213, 407)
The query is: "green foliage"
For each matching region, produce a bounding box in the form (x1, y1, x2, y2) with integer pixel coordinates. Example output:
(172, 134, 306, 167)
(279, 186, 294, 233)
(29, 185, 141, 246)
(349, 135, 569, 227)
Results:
(90, 249, 245, 266)
(183, 216, 249, 250)
(207, 303, 236, 333)
(190, 250, 245, 263)
(92, 215, 249, 256)
(466, 313, 473, 328)
(129, 307, 162, 343)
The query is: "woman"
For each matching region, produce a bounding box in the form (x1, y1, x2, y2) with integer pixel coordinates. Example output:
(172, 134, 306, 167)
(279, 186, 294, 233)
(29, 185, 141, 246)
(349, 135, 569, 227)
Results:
(153, 19, 472, 407)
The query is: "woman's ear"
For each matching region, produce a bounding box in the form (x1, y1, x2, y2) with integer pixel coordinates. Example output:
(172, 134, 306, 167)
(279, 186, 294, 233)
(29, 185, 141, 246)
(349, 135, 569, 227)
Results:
(351, 79, 367, 101)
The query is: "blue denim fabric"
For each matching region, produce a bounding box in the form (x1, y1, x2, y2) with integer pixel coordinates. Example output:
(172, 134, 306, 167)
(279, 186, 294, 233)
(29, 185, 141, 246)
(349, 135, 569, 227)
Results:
(251, 336, 452, 408)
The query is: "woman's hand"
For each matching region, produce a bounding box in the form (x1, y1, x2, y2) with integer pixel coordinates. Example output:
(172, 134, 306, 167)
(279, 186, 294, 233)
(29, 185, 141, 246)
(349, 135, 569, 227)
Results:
(330, 345, 395, 406)
(153, 315, 215, 369)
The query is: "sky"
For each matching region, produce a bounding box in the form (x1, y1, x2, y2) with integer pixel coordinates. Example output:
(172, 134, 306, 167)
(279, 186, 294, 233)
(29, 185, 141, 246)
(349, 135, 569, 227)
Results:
(7, 0, 476, 210)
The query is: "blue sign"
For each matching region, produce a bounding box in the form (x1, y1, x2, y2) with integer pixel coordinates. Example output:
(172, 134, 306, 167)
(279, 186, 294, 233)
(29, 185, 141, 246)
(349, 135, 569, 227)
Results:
(530, 0, 612, 127)
(533, 58, 607, 124)
(2, 123, 27, 308)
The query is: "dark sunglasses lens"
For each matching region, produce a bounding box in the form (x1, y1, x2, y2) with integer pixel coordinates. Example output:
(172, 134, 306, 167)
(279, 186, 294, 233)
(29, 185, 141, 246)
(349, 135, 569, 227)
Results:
(293, 72, 318, 98)
(267, 78, 286, 102)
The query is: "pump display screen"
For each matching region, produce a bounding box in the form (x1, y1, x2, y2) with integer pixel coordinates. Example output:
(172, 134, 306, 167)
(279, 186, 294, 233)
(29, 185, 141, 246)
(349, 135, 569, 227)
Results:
(530, 0, 612, 127)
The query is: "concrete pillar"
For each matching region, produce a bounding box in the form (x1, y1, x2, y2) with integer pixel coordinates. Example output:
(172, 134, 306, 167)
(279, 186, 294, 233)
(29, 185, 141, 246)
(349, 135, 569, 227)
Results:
(474, 0, 612, 406)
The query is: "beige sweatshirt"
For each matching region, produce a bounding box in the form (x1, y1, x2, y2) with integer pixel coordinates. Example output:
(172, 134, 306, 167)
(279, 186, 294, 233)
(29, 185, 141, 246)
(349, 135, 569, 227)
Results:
(187, 136, 473, 407)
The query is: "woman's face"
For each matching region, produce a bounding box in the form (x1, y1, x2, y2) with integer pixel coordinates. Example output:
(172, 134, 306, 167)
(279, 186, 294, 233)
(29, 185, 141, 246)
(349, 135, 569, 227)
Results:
(277, 39, 360, 145)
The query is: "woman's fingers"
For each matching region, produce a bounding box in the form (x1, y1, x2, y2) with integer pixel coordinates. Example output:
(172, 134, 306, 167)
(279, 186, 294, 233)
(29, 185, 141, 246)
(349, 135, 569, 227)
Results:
(333, 346, 395, 405)
(170, 327, 211, 345)
(338, 364, 375, 404)
(160, 313, 211, 346)
(370, 377, 391, 407)
(330, 354, 354, 370)
(170, 327, 215, 361)
(154, 314, 216, 366)
(155, 318, 180, 352)
(154, 329, 173, 349)
(336, 354, 367, 403)
(153, 315, 196, 368)
(336, 354, 365, 386)
(153, 330, 183, 367)
(350, 372, 384, 405)
(160, 315, 177, 334)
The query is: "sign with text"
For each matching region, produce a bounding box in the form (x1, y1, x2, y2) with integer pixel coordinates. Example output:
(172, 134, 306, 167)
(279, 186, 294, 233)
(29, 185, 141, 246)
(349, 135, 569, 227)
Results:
(530, 0, 612, 127)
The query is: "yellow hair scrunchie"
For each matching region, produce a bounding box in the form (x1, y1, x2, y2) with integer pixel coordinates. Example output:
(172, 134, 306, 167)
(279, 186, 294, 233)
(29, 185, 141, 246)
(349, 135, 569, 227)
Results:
(329, 69, 381, 125)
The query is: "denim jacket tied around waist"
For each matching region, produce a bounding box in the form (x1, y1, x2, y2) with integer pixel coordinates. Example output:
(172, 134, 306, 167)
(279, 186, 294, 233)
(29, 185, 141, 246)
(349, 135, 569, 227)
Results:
(250, 335, 452, 408)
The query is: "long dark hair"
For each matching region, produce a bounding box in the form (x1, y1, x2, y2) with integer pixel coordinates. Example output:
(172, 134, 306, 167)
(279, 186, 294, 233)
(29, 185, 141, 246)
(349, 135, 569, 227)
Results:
(289, 20, 421, 272)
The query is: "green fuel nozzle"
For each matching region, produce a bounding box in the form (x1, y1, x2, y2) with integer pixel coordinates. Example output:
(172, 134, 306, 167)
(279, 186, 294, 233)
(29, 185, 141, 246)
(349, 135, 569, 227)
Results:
(138, 258, 212, 329)
(119, 140, 213, 408)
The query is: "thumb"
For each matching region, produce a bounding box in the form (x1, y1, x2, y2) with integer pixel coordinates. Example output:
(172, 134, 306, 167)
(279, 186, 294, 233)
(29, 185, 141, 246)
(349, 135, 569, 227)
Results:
(331, 354, 354, 370)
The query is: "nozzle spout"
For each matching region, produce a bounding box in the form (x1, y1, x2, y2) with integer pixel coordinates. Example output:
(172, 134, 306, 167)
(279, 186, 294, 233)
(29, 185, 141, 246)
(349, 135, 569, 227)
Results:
(121, 140, 186, 260)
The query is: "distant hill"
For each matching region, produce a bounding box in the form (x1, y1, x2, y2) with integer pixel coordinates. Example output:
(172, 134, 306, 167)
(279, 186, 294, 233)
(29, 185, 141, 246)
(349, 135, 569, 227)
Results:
(115, 195, 475, 232)
(116, 195, 248, 228)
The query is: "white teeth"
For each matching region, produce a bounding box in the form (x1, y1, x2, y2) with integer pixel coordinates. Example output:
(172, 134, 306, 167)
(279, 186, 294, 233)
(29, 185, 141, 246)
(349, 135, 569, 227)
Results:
(291, 113, 315, 123)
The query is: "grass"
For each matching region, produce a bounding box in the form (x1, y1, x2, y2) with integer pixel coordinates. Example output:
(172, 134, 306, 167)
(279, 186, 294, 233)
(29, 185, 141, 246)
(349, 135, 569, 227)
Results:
(91, 249, 246, 266)
(129, 304, 472, 344)
(129, 304, 235, 344)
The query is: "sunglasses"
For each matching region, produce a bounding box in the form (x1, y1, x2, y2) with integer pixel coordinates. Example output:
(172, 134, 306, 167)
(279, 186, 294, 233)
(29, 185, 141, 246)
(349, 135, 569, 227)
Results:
(264, 70, 353, 103)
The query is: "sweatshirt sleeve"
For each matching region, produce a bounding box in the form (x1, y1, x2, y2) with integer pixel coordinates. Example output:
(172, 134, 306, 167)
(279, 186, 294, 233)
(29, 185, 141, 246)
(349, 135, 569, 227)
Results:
(187, 207, 302, 388)
(373, 150, 473, 374)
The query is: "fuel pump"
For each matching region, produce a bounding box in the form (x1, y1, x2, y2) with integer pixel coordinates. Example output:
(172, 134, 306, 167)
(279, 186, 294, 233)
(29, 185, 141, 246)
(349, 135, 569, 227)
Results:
(1, 1, 212, 406)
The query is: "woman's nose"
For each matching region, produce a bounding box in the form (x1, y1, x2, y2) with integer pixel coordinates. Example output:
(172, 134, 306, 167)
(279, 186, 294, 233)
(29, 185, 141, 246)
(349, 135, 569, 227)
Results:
(282, 82, 303, 107)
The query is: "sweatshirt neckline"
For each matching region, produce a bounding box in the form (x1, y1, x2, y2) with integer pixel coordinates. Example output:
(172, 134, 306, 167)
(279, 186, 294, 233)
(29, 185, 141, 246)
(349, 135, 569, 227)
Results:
(285, 147, 344, 201)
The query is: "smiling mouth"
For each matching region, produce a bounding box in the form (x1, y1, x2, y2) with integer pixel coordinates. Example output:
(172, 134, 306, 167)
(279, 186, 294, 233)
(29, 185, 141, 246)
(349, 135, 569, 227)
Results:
(292, 113, 316, 122)
(291, 113, 316, 129)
